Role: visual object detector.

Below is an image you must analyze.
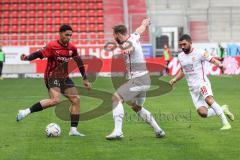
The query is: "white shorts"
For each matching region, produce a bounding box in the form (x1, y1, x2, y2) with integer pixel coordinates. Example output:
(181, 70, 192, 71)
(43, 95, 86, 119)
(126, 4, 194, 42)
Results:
(117, 74, 150, 106)
(189, 82, 213, 110)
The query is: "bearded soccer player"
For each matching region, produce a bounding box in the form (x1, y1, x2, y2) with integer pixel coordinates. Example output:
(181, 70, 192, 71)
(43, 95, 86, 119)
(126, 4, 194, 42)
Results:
(169, 34, 234, 130)
(16, 25, 91, 136)
(106, 18, 165, 140)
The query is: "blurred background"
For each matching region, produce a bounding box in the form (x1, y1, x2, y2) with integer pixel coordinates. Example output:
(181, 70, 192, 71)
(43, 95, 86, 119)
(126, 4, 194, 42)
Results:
(0, 0, 239, 77)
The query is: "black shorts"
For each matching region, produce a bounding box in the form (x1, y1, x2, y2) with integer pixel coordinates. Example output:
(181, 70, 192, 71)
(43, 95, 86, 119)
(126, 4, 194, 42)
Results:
(45, 78, 75, 93)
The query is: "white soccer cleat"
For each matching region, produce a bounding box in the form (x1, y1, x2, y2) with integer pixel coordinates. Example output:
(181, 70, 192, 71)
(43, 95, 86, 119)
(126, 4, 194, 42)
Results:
(69, 128, 85, 136)
(222, 105, 235, 121)
(106, 131, 124, 140)
(220, 123, 232, 130)
(16, 109, 30, 122)
(155, 130, 166, 138)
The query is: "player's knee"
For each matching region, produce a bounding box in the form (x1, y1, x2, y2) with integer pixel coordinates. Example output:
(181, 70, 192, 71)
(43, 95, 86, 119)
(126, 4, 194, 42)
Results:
(205, 96, 214, 106)
(51, 97, 61, 105)
(197, 108, 208, 118)
(112, 93, 122, 103)
(70, 96, 80, 105)
(131, 103, 142, 112)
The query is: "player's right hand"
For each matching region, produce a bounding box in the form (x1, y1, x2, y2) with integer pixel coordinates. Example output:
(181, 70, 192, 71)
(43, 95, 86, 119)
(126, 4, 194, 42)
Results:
(20, 54, 27, 61)
(169, 78, 177, 86)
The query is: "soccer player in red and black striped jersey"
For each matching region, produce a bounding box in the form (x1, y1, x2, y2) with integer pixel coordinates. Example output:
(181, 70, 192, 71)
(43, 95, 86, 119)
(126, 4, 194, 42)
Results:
(17, 25, 91, 136)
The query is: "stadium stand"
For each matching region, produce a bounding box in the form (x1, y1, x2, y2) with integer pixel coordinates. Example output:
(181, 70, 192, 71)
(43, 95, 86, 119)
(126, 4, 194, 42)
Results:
(0, 0, 105, 46)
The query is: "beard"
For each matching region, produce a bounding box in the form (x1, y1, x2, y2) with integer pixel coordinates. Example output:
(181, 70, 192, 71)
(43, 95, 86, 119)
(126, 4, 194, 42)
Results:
(115, 37, 123, 45)
(182, 48, 191, 53)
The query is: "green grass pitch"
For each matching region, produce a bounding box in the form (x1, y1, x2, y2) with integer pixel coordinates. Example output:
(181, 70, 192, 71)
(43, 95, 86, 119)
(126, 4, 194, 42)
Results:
(0, 76, 239, 160)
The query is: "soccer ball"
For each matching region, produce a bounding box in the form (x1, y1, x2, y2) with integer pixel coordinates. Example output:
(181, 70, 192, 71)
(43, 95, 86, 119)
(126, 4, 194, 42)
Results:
(45, 123, 61, 137)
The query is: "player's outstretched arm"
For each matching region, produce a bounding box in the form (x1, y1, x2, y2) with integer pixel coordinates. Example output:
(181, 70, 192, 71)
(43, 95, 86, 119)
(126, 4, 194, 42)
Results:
(135, 18, 150, 35)
(21, 51, 44, 61)
(210, 58, 225, 73)
(169, 69, 184, 86)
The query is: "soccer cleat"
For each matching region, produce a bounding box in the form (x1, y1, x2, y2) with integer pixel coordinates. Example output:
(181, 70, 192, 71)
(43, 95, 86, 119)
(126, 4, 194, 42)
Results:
(222, 105, 235, 121)
(69, 129, 85, 136)
(16, 109, 30, 122)
(220, 123, 232, 130)
(155, 130, 166, 138)
(106, 132, 124, 140)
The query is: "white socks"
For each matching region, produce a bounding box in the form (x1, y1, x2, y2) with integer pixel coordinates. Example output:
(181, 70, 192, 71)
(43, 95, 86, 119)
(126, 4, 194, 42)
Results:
(138, 107, 162, 133)
(210, 102, 229, 125)
(207, 108, 216, 117)
(112, 102, 124, 134)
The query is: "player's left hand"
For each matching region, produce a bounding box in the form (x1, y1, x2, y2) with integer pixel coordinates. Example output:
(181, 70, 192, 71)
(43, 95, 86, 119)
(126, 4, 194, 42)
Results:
(83, 79, 92, 90)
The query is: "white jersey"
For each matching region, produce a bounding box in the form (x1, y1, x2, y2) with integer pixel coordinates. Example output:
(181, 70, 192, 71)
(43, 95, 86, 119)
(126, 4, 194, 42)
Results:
(124, 32, 148, 79)
(178, 48, 213, 90)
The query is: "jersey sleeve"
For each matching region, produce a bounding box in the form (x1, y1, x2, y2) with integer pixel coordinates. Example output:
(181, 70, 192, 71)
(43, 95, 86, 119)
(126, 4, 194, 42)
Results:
(71, 45, 78, 57)
(131, 32, 141, 41)
(200, 50, 213, 62)
(39, 43, 52, 58)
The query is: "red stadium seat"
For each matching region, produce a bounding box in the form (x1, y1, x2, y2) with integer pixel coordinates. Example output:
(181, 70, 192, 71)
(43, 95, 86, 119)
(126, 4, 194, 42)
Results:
(12, 11, 18, 18)
(28, 25, 35, 33)
(28, 11, 36, 18)
(19, 4, 27, 10)
(79, 17, 87, 24)
(2, 11, 10, 18)
(80, 25, 87, 32)
(36, 18, 44, 25)
(97, 10, 103, 17)
(11, 18, 19, 25)
(79, 3, 86, 10)
(2, 19, 10, 25)
(88, 10, 95, 17)
(36, 10, 44, 17)
(53, 3, 61, 10)
(88, 24, 95, 32)
(10, 4, 18, 11)
(53, 10, 61, 17)
(61, 3, 69, 10)
(46, 25, 53, 33)
(19, 25, 27, 33)
(62, 17, 71, 24)
(71, 10, 78, 17)
(88, 3, 95, 9)
(27, 18, 36, 25)
(46, 18, 53, 24)
(79, 10, 87, 17)
(45, 10, 53, 17)
(19, 11, 27, 18)
(52, 17, 61, 24)
(2, 4, 10, 11)
(19, 18, 27, 25)
(28, 3, 36, 10)
(89, 32, 97, 39)
(62, 10, 69, 16)
(36, 25, 44, 32)
(96, 2, 103, 9)
(72, 17, 78, 24)
(97, 17, 104, 24)
(97, 24, 104, 31)
(98, 32, 104, 39)
(10, 25, 18, 33)
(88, 17, 96, 24)
(2, 26, 10, 33)
(38, 3, 44, 10)
(45, 3, 52, 10)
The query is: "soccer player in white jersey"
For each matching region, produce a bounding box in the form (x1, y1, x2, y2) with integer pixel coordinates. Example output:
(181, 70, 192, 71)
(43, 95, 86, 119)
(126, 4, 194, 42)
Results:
(106, 18, 165, 140)
(169, 34, 234, 130)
